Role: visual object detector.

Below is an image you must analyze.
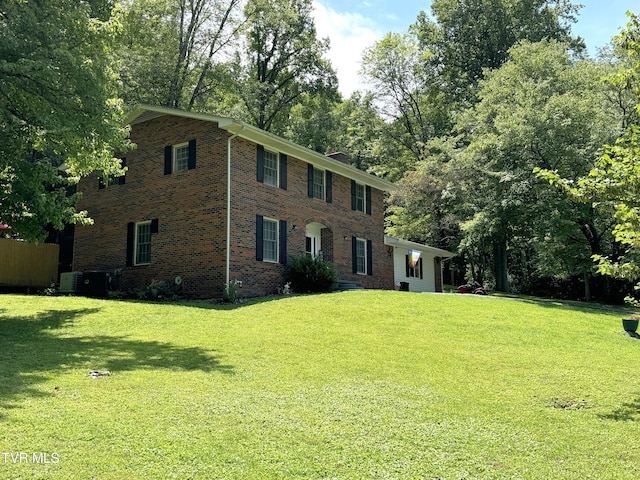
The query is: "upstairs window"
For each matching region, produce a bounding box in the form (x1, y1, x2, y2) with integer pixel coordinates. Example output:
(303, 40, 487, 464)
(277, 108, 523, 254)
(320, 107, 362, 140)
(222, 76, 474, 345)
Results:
(351, 181, 371, 215)
(256, 145, 287, 189)
(308, 165, 332, 202)
(355, 183, 365, 212)
(164, 139, 196, 175)
(313, 168, 325, 200)
(173, 143, 190, 172)
(263, 150, 279, 187)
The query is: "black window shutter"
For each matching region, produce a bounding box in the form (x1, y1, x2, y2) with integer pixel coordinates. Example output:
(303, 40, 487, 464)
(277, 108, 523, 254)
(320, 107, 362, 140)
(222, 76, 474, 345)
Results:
(126, 222, 135, 267)
(256, 215, 264, 261)
(188, 139, 196, 170)
(367, 240, 373, 276)
(307, 164, 313, 198)
(366, 186, 372, 215)
(164, 145, 172, 175)
(405, 255, 410, 277)
(351, 180, 356, 210)
(150, 218, 159, 234)
(119, 158, 126, 185)
(352, 237, 357, 274)
(279, 220, 287, 264)
(280, 154, 287, 190)
(326, 171, 333, 203)
(419, 258, 423, 279)
(256, 145, 265, 183)
(98, 177, 105, 190)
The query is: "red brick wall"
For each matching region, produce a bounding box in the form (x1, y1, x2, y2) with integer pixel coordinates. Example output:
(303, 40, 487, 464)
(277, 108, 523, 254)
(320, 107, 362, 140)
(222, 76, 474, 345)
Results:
(74, 114, 394, 297)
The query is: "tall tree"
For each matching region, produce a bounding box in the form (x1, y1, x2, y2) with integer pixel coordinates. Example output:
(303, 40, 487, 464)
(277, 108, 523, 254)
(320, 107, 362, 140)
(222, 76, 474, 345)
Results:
(361, 32, 450, 168)
(414, 0, 584, 105)
(0, 0, 131, 241)
(330, 92, 395, 173)
(235, 0, 337, 132)
(462, 40, 617, 292)
(116, 0, 244, 109)
(539, 13, 640, 303)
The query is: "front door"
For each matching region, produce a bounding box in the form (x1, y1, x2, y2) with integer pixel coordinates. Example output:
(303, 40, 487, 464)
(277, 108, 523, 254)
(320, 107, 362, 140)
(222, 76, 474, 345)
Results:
(305, 223, 323, 259)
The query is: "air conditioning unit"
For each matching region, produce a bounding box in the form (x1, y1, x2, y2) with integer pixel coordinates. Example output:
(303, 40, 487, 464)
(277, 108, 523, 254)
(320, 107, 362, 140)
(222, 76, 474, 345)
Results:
(59, 272, 83, 293)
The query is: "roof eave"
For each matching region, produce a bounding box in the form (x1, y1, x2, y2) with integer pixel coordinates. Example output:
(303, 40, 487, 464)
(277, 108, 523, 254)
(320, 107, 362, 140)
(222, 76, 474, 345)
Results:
(125, 105, 397, 192)
(384, 235, 456, 258)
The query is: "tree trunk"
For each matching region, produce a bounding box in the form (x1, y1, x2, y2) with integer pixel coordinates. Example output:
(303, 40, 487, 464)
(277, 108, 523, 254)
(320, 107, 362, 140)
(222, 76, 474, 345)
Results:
(583, 271, 591, 301)
(493, 237, 508, 292)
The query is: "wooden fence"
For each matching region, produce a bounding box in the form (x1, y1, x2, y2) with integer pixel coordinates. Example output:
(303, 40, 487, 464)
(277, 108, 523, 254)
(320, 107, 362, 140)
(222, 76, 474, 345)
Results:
(0, 238, 59, 288)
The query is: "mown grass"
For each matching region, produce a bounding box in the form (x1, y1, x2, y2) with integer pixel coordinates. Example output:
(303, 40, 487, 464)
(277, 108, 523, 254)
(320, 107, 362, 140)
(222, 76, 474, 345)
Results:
(0, 291, 639, 479)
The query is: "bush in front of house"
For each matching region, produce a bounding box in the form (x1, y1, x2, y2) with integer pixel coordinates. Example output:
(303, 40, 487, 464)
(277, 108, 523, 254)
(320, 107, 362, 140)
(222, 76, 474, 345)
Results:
(134, 279, 185, 301)
(286, 256, 337, 293)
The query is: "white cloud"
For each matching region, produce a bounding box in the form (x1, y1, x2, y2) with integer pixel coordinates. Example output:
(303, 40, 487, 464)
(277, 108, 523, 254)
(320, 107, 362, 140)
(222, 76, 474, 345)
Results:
(312, 1, 382, 98)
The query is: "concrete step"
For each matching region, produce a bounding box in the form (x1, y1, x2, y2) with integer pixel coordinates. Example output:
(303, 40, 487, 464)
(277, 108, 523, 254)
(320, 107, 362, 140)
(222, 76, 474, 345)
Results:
(337, 281, 364, 291)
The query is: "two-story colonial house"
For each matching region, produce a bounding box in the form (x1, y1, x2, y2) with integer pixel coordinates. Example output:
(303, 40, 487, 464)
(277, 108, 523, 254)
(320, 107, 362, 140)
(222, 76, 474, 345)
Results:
(72, 105, 397, 297)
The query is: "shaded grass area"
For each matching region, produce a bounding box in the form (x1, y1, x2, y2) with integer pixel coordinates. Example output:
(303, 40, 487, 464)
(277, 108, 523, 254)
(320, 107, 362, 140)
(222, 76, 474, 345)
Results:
(0, 292, 639, 479)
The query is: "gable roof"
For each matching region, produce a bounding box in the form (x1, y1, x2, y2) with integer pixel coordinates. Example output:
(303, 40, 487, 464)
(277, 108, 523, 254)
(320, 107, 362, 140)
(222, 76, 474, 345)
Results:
(125, 105, 397, 192)
(384, 235, 456, 259)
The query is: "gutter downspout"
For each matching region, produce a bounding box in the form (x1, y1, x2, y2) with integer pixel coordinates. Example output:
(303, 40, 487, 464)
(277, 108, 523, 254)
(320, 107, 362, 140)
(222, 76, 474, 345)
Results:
(226, 131, 240, 288)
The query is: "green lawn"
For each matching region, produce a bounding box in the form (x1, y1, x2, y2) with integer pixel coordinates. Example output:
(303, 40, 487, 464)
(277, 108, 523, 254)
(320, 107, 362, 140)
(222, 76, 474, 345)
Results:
(1, 291, 639, 479)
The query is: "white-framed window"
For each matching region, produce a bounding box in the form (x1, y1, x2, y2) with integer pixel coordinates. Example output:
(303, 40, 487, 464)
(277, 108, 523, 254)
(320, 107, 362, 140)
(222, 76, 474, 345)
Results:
(173, 143, 190, 172)
(355, 183, 365, 212)
(263, 218, 279, 263)
(135, 221, 152, 266)
(313, 167, 325, 200)
(407, 257, 423, 279)
(263, 149, 279, 187)
(356, 238, 367, 275)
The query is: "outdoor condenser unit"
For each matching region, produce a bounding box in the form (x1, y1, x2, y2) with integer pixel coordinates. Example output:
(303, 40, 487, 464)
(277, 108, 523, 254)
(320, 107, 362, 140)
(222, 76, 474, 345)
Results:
(59, 272, 83, 293)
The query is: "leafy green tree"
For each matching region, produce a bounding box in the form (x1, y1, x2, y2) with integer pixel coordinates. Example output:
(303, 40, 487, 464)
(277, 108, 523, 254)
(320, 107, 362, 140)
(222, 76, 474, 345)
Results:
(538, 13, 640, 303)
(116, 0, 178, 106)
(463, 40, 617, 292)
(414, 0, 584, 105)
(361, 32, 450, 167)
(385, 136, 462, 249)
(330, 92, 395, 174)
(235, 0, 338, 132)
(284, 92, 341, 154)
(116, 0, 244, 109)
(0, 0, 131, 241)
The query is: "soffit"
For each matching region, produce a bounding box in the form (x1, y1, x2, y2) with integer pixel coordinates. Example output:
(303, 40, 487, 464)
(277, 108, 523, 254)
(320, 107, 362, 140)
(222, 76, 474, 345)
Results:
(384, 235, 456, 258)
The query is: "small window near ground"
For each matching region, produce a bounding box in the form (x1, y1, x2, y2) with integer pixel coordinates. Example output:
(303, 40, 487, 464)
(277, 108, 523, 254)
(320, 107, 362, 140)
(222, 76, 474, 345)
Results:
(356, 238, 367, 275)
(135, 221, 152, 265)
(263, 218, 278, 263)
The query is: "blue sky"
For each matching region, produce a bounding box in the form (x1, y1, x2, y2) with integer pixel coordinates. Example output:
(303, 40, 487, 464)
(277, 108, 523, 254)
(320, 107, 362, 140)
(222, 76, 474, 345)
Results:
(312, 0, 639, 96)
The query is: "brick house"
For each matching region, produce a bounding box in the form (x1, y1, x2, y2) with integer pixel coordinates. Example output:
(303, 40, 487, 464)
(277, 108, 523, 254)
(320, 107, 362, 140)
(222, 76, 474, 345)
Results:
(73, 105, 397, 297)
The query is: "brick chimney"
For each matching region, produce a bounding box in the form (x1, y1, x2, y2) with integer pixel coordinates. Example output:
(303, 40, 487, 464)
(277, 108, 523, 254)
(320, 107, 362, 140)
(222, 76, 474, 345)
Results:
(327, 152, 351, 165)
